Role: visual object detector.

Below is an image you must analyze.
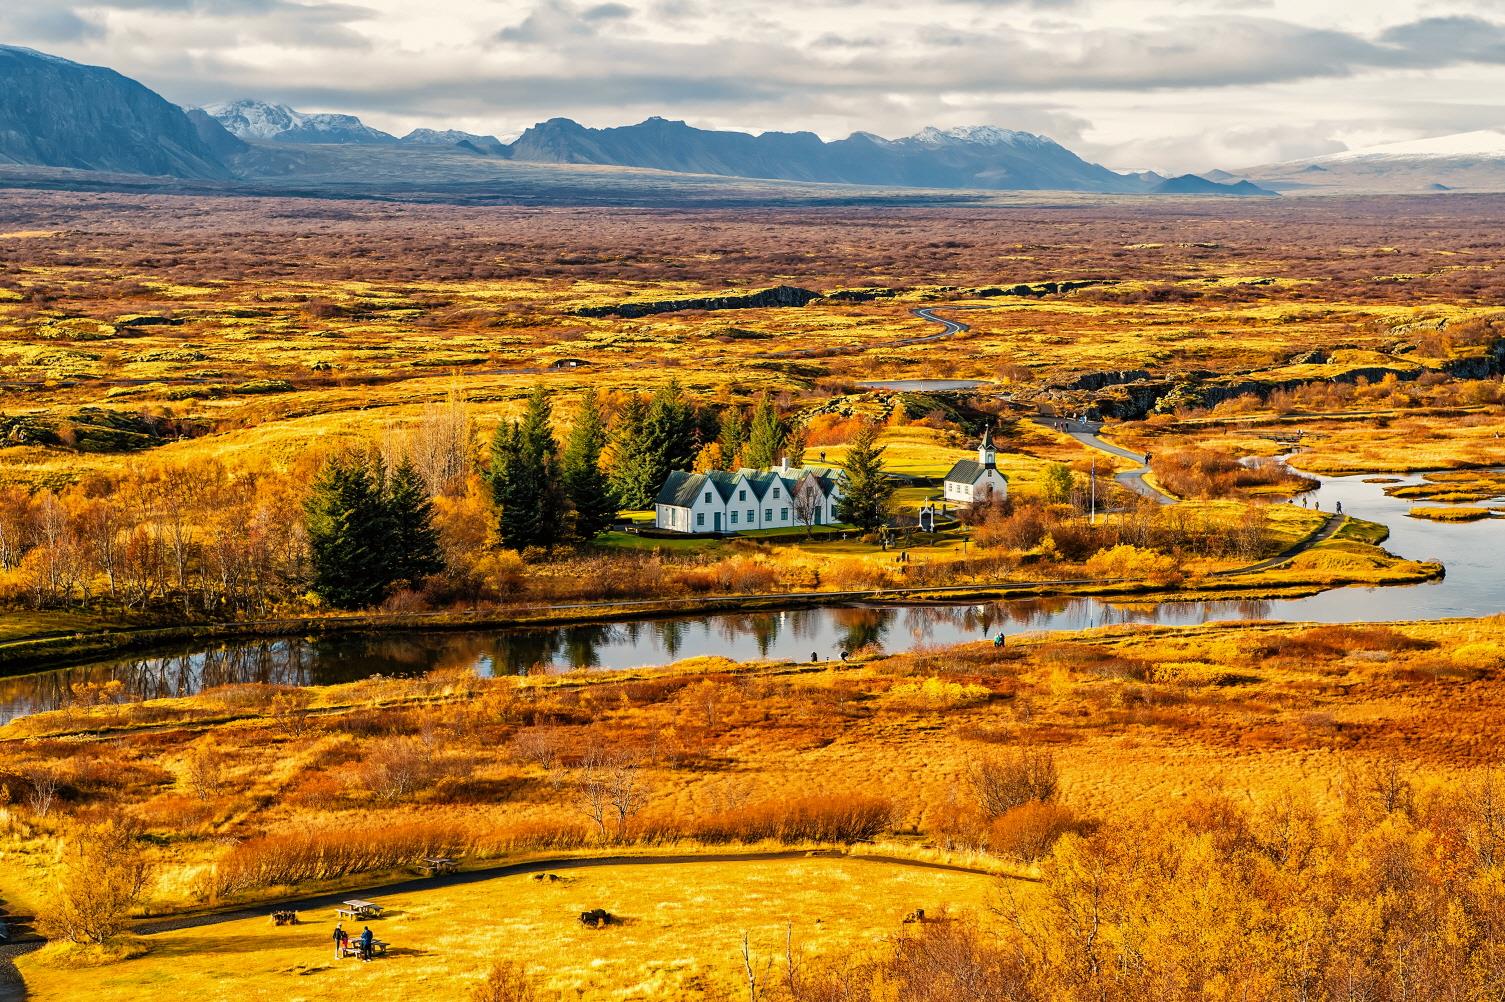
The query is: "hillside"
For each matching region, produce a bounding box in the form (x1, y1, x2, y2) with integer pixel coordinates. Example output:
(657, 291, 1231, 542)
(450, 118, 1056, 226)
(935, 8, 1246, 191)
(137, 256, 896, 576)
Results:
(0, 45, 228, 178)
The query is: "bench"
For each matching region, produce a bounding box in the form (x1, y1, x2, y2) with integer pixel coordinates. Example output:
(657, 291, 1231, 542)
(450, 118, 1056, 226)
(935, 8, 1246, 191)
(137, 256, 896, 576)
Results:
(336, 900, 383, 920)
(420, 857, 458, 876)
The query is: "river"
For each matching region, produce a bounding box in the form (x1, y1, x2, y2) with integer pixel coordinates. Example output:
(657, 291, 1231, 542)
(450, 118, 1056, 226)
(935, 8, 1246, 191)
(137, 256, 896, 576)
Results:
(1, 468, 1499, 724)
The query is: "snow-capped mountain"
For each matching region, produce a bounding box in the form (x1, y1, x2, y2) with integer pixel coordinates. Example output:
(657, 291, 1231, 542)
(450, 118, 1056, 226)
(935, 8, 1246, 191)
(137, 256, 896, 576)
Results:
(1246, 127, 1505, 193)
(202, 100, 396, 145)
(1318, 129, 1505, 162)
(906, 125, 1053, 148)
(506, 117, 1148, 192)
(399, 128, 508, 156)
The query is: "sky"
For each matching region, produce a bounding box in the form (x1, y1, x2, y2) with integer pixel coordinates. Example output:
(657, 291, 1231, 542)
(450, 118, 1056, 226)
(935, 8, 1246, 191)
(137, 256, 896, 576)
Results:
(6, 0, 1505, 173)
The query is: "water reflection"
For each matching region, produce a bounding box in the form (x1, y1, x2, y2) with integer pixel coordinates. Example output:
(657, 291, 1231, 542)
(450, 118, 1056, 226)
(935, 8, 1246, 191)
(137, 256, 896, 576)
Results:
(3, 468, 1500, 725)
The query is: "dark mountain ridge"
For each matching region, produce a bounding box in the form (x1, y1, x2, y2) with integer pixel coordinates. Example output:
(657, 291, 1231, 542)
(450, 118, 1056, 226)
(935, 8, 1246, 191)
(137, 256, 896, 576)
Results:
(0, 45, 228, 178)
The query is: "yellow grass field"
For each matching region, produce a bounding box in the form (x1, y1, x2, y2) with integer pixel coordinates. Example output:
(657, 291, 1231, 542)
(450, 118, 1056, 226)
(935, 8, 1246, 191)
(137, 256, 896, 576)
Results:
(18, 857, 1001, 1002)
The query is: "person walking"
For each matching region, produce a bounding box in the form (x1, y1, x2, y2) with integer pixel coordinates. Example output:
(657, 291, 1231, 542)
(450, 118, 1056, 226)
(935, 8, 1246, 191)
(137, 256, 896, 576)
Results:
(332, 922, 345, 959)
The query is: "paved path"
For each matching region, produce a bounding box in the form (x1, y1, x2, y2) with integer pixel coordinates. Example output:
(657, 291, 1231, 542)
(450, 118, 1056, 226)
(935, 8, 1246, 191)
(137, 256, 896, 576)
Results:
(130, 850, 1008, 936)
(1212, 512, 1345, 576)
(1032, 415, 1177, 505)
(1034, 415, 1349, 570)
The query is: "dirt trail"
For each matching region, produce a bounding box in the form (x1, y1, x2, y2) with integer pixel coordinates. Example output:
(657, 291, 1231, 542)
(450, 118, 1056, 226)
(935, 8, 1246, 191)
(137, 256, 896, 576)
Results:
(130, 849, 1010, 936)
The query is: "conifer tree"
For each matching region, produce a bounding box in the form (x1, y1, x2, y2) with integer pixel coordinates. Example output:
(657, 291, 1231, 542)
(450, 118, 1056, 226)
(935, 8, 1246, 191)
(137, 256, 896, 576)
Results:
(717, 407, 747, 469)
(607, 394, 656, 509)
(835, 422, 895, 532)
(304, 452, 391, 609)
(644, 379, 698, 477)
(488, 388, 563, 550)
(561, 387, 617, 539)
(784, 422, 809, 468)
(745, 394, 786, 470)
(386, 457, 445, 586)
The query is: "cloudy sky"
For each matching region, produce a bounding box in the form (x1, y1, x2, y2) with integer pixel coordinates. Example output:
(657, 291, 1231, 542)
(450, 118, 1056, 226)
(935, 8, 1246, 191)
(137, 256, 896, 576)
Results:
(6, 0, 1505, 172)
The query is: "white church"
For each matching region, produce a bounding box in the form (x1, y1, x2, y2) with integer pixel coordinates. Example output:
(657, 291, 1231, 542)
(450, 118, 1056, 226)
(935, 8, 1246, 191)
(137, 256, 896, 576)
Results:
(653, 459, 843, 534)
(941, 427, 1009, 504)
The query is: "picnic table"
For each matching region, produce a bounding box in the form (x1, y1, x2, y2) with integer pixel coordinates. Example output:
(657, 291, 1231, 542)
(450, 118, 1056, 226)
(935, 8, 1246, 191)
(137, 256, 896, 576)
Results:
(420, 856, 457, 876)
(341, 939, 389, 959)
(336, 899, 384, 920)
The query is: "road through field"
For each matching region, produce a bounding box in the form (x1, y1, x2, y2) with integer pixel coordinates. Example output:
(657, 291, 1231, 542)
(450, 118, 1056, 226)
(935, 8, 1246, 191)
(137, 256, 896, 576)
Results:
(1032, 415, 1177, 505)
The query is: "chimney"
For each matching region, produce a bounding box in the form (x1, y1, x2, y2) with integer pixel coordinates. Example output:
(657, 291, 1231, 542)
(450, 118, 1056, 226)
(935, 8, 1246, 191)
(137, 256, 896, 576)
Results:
(778, 455, 788, 473)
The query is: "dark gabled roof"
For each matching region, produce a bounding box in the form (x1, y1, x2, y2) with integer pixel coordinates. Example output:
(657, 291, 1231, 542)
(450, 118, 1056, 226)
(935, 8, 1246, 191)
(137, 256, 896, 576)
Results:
(656, 469, 740, 507)
(655, 470, 703, 507)
(705, 469, 739, 501)
(945, 459, 985, 485)
(945, 459, 1008, 486)
(737, 470, 782, 500)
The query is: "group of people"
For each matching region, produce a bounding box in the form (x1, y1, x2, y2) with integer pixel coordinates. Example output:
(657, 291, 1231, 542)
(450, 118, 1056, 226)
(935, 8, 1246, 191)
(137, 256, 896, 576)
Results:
(332, 922, 377, 962)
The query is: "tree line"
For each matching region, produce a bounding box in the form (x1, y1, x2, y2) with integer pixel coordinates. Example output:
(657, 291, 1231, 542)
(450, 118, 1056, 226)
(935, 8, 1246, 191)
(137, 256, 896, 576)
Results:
(2, 384, 894, 615)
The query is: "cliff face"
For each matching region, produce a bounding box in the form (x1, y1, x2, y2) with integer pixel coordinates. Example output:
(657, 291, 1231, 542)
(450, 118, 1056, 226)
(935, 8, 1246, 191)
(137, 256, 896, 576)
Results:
(576, 285, 823, 319)
(0, 46, 229, 178)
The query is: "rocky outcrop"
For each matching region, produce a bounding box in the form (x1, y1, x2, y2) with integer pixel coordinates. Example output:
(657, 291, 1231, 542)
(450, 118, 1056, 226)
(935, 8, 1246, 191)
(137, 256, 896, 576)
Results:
(576, 285, 822, 318)
(1048, 369, 1151, 392)
(969, 280, 1114, 298)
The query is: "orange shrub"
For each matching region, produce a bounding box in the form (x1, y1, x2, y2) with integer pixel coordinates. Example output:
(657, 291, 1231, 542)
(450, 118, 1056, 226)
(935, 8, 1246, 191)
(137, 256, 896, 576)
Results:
(988, 801, 1085, 862)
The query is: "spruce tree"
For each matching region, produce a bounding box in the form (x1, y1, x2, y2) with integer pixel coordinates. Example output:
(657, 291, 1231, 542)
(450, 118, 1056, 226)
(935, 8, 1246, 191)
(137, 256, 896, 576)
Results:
(745, 394, 786, 470)
(717, 407, 747, 469)
(607, 394, 656, 509)
(835, 422, 895, 532)
(386, 457, 445, 586)
(488, 388, 563, 550)
(561, 388, 617, 539)
(304, 452, 392, 609)
(784, 422, 809, 468)
(644, 379, 697, 478)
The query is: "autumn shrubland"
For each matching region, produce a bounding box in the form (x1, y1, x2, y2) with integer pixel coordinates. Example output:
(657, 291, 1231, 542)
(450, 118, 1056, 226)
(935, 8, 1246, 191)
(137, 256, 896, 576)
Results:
(5, 613, 1505, 998)
(3, 191, 1505, 999)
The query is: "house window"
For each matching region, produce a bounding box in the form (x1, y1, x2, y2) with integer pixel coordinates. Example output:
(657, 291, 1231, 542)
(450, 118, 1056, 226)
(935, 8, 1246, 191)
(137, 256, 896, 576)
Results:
(696, 513, 704, 528)
(730, 511, 738, 524)
(773, 488, 781, 498)
(780, 507, 788, 519)
(704, 491, 712, 502)
(765, 508, 772, 520)
(747, 509, 755, 522)
(739, 489, 747, 500)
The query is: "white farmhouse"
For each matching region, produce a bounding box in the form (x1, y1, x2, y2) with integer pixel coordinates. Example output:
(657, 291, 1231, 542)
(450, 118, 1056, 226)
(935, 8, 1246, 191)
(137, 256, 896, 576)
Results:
(653, 460, 843, 534)
(942, 427, 1009, 505)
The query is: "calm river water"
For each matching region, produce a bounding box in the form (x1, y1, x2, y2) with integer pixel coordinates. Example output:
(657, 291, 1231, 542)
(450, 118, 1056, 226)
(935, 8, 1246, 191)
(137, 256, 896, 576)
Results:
(2, 469, 1499, 724)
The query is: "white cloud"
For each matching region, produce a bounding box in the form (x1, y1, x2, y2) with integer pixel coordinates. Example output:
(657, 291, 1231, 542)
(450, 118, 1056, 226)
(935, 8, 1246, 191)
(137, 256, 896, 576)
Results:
(10, 0, 1505, 172)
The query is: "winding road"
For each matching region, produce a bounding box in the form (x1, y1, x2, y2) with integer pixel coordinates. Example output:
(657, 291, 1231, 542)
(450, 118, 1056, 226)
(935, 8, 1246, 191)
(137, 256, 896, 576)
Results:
(1032, 415, 1177, 505)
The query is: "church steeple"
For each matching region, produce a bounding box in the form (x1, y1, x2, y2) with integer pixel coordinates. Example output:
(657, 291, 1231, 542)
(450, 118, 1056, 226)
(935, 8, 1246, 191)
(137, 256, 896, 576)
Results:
(978, 425, 996, 468)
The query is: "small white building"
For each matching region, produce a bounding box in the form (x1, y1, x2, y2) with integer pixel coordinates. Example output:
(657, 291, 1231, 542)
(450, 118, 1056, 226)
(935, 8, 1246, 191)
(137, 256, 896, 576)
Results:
(653, 461, 843, 534)
(943, 427, 1009, 505)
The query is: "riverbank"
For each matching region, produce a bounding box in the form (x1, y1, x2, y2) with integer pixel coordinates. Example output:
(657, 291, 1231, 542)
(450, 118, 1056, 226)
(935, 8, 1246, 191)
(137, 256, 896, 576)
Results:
(0, 511, 1433, 678)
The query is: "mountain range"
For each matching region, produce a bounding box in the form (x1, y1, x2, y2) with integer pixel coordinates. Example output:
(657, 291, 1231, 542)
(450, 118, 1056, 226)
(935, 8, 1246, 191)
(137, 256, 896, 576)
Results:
(16, 42, 1495, 197)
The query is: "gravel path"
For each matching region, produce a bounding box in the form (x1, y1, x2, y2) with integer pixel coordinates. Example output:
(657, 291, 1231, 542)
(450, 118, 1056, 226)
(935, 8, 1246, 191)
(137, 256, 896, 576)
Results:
(0, 943, 40, 1002)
